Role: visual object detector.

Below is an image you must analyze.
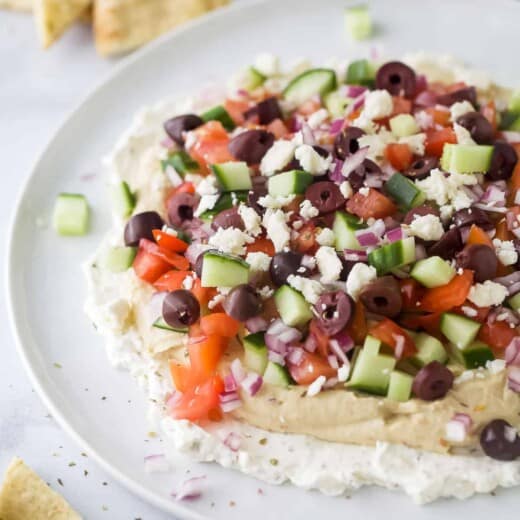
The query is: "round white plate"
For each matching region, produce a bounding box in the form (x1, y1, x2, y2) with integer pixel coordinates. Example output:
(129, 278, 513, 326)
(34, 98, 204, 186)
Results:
(7, 0, 520, 517)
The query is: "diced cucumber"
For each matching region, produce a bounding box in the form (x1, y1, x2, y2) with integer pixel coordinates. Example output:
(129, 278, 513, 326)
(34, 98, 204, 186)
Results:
(345, 4, 372, 40)
(282, 68, 337, 105)
(211, 161, 252, 192)
(387, 370, 414, 402)
(508, 291, 520, 312)
(333, 211, 364, 251)
(110, 181, 135, 218)
(243, 332, 268, 375)
(389, 114, 419, 137)
(199, 191, 249, 221)
(507, 115, 520, 132)
(200, 105, 235, 131)
(161, 150, 199, 176)
(440, 312, 481, 350)
(440, 143, 494, 174)
(267, 170, 313, 196)
(324, 90, 350, 118)
(450, 340, 495, 369)
(201, 251, 249, 287)
(53, 193, 90, 236)
(102, 246, 137, 273)
(347, 348, 396, 396)
(263, 361, 291, 387)
(241, 66, 266, 91)
(363, 335, 382, 356)
(411, 256, 455, 288)
(385, 173, 425, 209)
(509, 90, 520, 113)
(345, 59, 375, 87)
(153, 317, 188, 334)
(410, 332, 448, 367)
(274, 285, 313, 327)
(368, 237, 415, 275)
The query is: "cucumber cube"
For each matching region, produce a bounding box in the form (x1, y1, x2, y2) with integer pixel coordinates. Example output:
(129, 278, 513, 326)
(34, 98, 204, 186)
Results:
(387, 370, 414, 402)
(283, 68, 337, 105)
(201, 251, 249, 287)
(201, 105, 235, 131)
(243, 332, 268, 375)
(324, 90, 350, 118)
(411, 256, 456, 288)
(161, 150, 199, 176)
(368, 237, 416, 275)
(509, 90, 520, 113)
(347, 349, 396, 396)
(345, 59, 375, 87)
(508, 291, 520, 312)
(440, 144, 494, 174)
(211, 161, 252, 192)
(110, 181, 135, 218)
(363, 335, 382, 356)
(385, 173, 425, 209)
(333, 211, 364, 251)
(410, 332, 448, 367)
(274, 285, 313, 327)
(268, 170, 313, 196)
(440, 312, 481, 350)
(53, 193, 90, 236)
(263, 361, 291, 387)
(389, 114, 419, 137)
(241, 66, 266, 92)
(450, 340, 495, 369)
(102, 246, 137, 273)
(345, 4, 372, 40)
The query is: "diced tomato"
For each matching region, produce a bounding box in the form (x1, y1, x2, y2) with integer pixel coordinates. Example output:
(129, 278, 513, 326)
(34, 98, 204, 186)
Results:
(169, 361, 200, 393)
(466, 224, 493, 248)
(224, 98, 250, 126)
(369, 318, 417, 358)
(152, 230, 188, 253)
(424, 127, 457, 157)
(188, 121, 233, 172)
(391, 96, 412, 116)
(139, 238, 190, 271)
(132, 249, 171, 283)
(309, 320, 329, 358)
(480, 100, 497, 132)
(345, 300, 367, 345)
(188, 335, 228, 379)
(292, 222, 318, 254)
(246, 237, 276, 256)
(288, 351, 337, 385)
(478, 320, 517, 352)
(347, 108, 362, 121)
(419, 270, 473, 312)
(425, 107, 451, 126)
(399, 278, 425, 311)
(400, 312, 442, 338)
(297, 98, 321, 116)
(266, 119, 289, 139)
(153, 270, 192, 292)
(385, 143, 413, 171)
(200, 313, 241, 337)
(191, 278, 215, 307)
(346, 188, 397, 220)
(452, 302, 490, 323)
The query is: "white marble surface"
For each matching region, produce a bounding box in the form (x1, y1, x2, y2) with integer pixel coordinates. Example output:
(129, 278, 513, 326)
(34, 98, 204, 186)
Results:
(0, 9, 182, 520)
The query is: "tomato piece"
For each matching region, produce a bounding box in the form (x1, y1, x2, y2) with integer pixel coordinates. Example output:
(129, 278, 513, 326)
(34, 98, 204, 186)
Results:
(495, 218, 511, 241)
(191, 278, 215, 307)
(288, 351, 337, 385)
(169, 376, 223, 422)
(132, 249, 171, 283)
(169, 361, 200, 393)
(345, 300, 367, 345)
(152, 230, 188, 253)
(309, 319, 329, 358)
(139, 238, 190, 271)
(466, 224, 493, 248)
(297, 98, 321, 116)
(424, 127, 457, 157)
(400, 312, 443, 338)
(391, 96, 412, 116)
(369, 318, 417, 358)
(266, 118, 289, 139)
(224, 98, 250, 126)
(346, 188, 397, 220)
(399, 278, 425, 311)
(419, 270, 473, 312)
(478, 320, 516, 351)
(188, 335, 227, 379)
(200, 313, 241, 337)
(425, 107, 451, 126)
(292, 222, 318, 254)
(153, 270, 192, 292)
(480, 100, 497, 132)
(188, 121, 233, 173)
(245, 237, 276, 256)
(384, 143, 413, 171)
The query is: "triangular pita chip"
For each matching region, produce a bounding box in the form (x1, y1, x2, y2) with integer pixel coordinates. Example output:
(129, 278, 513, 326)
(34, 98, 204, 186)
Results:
(0, 0, 33, 10)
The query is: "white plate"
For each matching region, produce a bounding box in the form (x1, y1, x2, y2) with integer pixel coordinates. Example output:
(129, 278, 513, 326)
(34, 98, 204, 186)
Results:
(7, 0, 520, 517)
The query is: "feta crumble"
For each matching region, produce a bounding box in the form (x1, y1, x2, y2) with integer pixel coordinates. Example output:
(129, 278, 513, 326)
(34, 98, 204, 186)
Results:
(307, 108, 329, 129)
(450, 100, 475, 121)
(258, 194, 295, 209)
(194, 194, 219, 217)
(316, 246, 343, 284)
(363, 90, 394, 120)
(493, 238, 518, 266)
(208, 227, 254, 256)
(316, 227, 336, 247)
(196, 175, 219, 196)
(467, 281, 508, 307)
(453, 123, 476, 146)
(346, 263, 377, 300)
(238, 204, 262, 236)
(407, 214, 444, 241)
(358, 129, 394, 161)
(399, 133, 426, 156)
(299, 199, 319, 220)
(258, 285, 274, 299)
(260, 140, 296, 176)
(263, 209, 291, 252)
(246, 251, 271, 272)
(294, 144, 332, 175)
(254, 52, 280, 77)
(287, 274, 324, 304)
(306, 375, 326, 397)
(339, 180, 353, 199)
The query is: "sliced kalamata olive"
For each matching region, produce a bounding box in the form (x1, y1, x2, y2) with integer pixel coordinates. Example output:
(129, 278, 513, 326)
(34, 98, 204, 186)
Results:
(211, 207, 244, 231)
(124, 211, 164, 247)
(456, 111, 494, 145)
(313, 291, 353, 336)
(456, 244, 498, 282)
(428, 227, 463, 260)
(412, 361, 454, 401)
(375, 61, 417, 98)
(436, 86, 477, 107)
(404, 157, 439, 180)
(348, 159, 382, 191)
(162, 290, 200, 328)
(487, 141, 518, 181)
(452, 207, 493, 230)
(167, 192, 199, 227)
(194, 248, 217, 278)
(228, 129, 275, 165)
(402, 205, 439, 225)
(163, 114, 204, 146)
(305, 181, 345, 214)
(244, 97, 283, 125)
(224, 284, 262, 322)
(269, 251, 304, 286)
(359, 276, 402, 318)
(480, 419, 520, 461)
(333, 126, 365, 160)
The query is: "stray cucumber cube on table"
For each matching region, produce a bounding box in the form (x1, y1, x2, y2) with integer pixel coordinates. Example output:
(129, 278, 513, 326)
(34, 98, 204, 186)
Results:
(52, 193, 90, 236)
(345, 4, 372, 41)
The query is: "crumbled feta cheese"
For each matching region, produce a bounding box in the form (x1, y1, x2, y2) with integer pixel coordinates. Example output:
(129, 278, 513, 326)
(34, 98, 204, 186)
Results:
(306, 375, 326, 397)
(292, 220, 303, 230)
(307, 108, 329, 129)
(238, 204, 262, 236)
(486, 359, 506, 375)
(337, 363, 351, 382)
(257, 194, 295, 209)
(339, 180, 353, 199)
(183, 173, 203, 186)
(208, 227, 254, 256)
(444, 420, 467, 443)
(299, 199, 319, 220)
(182, 274, 195, 290)
(245, 251, 271, 272)
(453, 123, 476, 146)
(316, 227, 336, 247)
(493, 238, 518, 266)
(359, 187, 370, 197)
(439, 205, 455, 222)
(399, 133, 426, 156)
(363, 90, 394, 120)
(208, 293, 226, 310)
(183, 132, 198, 151)
(352, 112, 377, 134)
(258, 285, 274, 299)
(294, 144, 332, 175)
(287, 274, 324, 304)
(358, 129, 394, 161)
(468, 281, 508, 307)
(316, 246, 343, 284)
(415, 168, 478, 207)
(460, 305, 478, 318)
(196, 175, 219, 196)
(450, 100, 475, 122)
(260, 140, 296, 176)
(346, 263, 377, 300)
(414, 110, 434, 130)
(407, 214, 444, 241)
(254, 52, 280, 77)
(263, 209, 291, 252)
(194, 194, 219, 217)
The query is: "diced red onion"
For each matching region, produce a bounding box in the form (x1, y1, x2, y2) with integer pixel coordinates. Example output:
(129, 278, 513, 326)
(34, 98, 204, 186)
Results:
(505, 337, 520, 367)
(445, 413, 473, 442)
(329, 118, 345, 135)
(220, 393, 242, 413)
(323, 377, 339, 388)
(415, 74, 428, 93)
(346, 91, 367, 115)
(489, 306, 520, 326)
(344, 249, 368, 262)
(345, 85, 367, 98)
(240, 372, 263, 396)
(327, 354, 339, 369)
(220, 390, 240, 403)
(470, 183, 485, 199)
(265, 335, 288, 356)
(506, 210, 520, 238)
(223, 432, 241, 452)
(481, 184, 506, 206)
(355, 229, 379, 247)
(230, 358, 246, 384)
(165, 165, 183, 187)
(144, 454, 170, 473)
(414, 90, 438, 107)
(502, 131, 520, 143)
(287, 346, 304, 365)
(268, 350, 285, 365)
(508, 366, 520, 393)
(224, 374, 238, 393)
(332, 331, 355, 352)
(329, 339, 348, 365)
(385, 226, 404, 243)
(364, 173, 384, 188)
(460, 185, 480, 203)
(301, 122, 316, 145)
(494, 272, 520, 295)
(160, 136, 176, 150)
(329, 159, 344, 183)
(472, 203, 508, 214)
(245, 316, 268, 333)
(304, 333, 317, 353)
(383, 216, 401, 231)
(171, 476, 206, 501)
(393, 334, 405, 359)
(184, 241, 208, 266)
(149, 291, 168, 324)
(266, 319, 301, 344)
(460, 225, 471, 244)
(341, 146, 369, 178)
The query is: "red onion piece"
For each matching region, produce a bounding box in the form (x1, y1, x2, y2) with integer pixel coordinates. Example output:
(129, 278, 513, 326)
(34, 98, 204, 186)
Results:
(345, 85, 367, 98)
(502, 131, 520, 143)
(171, 476, 206, 501)
(415, 74, 428, 93)
(505, 338, 520, 367)
(414, 243, 427, 261)
(245, 316, 268, 333)
(144, 454, 170, 473)
(224, 374, 238, 393)
(364, 173, 384, 188)
(329, 159, 344, 183)
(341, 146, 370, 178)
(332, 331, 355, 352)
(508, 366, 520, 393)
(346, 91, 367, 114)
(355, 229, 379, 247)
(344, 249, 368, 262)
(329, 339, 348, 365)
(393, 334, 405, 359)
(329, 118, 345, 135)
(304, 332, 317, 353)
(223, 432, 241, 452)
(386, 226, 404, 243)
(230, 358, 246, 384)
(472, 203, 508, 214)
(287, 346, 304, 365)
(414, 90, 438, 107)
(160, 136, 176, 150)
(445, 413, 473, 442)
(327, 354, 339, 369)
(184, 241, 208, 266)
(481, 184, 506, 206)
(268, 350, 285, 365)
(301, 122, 316, 145)
(240, 372, 263, 396)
